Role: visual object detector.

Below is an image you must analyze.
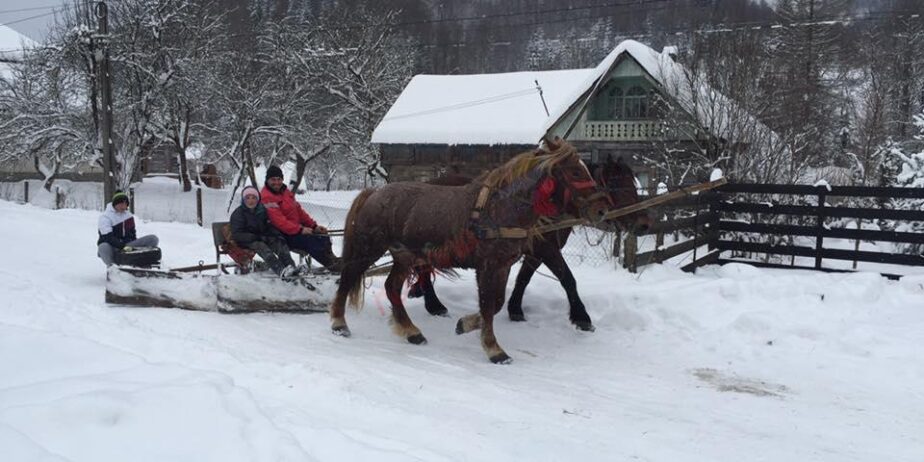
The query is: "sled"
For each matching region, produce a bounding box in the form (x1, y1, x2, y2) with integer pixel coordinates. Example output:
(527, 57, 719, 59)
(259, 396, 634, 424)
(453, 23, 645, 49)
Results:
(104, 221, 340, 313)
(105, 266, 337, 314)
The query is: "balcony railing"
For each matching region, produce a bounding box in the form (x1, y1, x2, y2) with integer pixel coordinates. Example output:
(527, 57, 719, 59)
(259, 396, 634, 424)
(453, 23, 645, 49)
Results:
(575, 120, 678, 141)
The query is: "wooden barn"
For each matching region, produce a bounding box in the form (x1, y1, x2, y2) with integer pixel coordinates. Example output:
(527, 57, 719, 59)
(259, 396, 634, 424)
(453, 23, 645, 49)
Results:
(372, 40, 773, 189)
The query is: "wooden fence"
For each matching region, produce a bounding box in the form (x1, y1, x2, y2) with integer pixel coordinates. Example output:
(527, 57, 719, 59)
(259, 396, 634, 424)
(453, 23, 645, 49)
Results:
(622, 183, 924, 279)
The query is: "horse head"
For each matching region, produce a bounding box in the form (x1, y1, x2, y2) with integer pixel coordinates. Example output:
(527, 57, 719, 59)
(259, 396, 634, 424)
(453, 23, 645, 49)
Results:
(593, 154, 652, 234)
(532, 137, 613, 224)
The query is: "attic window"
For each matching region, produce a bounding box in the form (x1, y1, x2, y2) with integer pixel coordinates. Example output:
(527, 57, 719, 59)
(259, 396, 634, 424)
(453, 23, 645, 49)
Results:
(622, 86, 650, 119)
(590, 83, 621, 120)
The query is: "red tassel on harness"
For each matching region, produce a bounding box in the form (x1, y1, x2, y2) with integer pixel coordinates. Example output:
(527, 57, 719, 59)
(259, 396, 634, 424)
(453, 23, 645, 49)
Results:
(532, 177, 559, 216)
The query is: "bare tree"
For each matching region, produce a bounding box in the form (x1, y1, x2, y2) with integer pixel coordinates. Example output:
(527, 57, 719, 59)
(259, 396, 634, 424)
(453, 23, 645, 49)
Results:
(149, 0, 228, 191)
(278, 8, 418, 186)
(0, 43, 94, 190)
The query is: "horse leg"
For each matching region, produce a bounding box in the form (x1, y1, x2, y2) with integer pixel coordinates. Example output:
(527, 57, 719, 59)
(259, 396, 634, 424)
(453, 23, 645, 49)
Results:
(409, 266, 449, 316)
(479, 265, 512, 364)
(385, 263, 426, 345)
(407, 267, 427, 298)
(330, 253, 382, 337)
(506, 254, 541, 322)
(538, 245, 594, 332)
(420, 273, 449, 317)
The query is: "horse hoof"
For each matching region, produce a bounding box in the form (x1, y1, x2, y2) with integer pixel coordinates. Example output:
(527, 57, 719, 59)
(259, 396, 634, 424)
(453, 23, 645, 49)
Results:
(455, 318, 465, 335)
(332, 326, 351, 337)
(407, 333, 427, 345)
(408, 285, 424, 299)
(426, 305, 449, 317)
(573, 321, 595, 332)
(489, 352, 513, 364)
(509, 312, 526, 322)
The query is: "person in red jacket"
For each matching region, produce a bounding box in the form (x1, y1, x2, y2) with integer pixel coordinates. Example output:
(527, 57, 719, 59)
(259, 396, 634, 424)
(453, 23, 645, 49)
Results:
(260, 165, 343, 272)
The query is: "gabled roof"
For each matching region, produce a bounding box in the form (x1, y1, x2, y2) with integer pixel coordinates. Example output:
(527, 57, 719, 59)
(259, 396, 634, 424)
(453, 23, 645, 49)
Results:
(371, 69, 592, 145)
(372, 39, 776, 148)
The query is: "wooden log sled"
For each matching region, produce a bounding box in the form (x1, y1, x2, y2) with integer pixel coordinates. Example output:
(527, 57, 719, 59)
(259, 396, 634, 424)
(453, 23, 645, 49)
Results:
(105, 266, 336, 314)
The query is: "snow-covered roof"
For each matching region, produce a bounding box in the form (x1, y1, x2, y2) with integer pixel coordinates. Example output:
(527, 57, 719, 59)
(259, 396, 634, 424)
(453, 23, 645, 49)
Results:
(371, 69, 592, 145)
(374, 39, 779, 150)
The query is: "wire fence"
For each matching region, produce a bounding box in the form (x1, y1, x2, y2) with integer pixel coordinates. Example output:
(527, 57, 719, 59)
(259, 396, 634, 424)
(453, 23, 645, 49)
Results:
(0, 179, 648, 270)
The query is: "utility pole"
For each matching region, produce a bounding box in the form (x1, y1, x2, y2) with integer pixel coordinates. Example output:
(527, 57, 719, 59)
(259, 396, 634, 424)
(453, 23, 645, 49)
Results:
(95, 1, 116, 205)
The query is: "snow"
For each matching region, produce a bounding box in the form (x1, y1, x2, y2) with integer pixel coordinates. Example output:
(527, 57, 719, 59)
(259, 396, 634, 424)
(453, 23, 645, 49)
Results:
(813, 179, 833, 191)
(710, 168, 724, 181)
(371, 69, 590, 145)
(2, 198, 924, 461)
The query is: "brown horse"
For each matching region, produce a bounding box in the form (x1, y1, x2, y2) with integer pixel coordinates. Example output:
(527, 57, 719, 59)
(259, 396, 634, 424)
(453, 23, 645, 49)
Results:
(330, 139, 612, 363)
(412, 155, 652, 331)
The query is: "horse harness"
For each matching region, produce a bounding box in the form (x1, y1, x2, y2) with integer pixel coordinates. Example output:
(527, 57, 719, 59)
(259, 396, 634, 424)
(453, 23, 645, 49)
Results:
(468, 163, 605, 240)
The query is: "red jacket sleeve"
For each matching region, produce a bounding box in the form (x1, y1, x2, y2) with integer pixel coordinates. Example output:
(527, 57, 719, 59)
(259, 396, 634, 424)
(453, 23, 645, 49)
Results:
(265, 203, 302, 235)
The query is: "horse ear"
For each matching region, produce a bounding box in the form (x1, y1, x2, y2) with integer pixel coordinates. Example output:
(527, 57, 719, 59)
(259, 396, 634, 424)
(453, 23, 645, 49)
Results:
(544, 136, 563, 151)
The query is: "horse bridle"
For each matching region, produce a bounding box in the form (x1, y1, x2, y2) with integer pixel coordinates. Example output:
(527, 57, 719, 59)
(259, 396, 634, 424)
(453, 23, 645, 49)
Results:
(553, 162, 613, 218)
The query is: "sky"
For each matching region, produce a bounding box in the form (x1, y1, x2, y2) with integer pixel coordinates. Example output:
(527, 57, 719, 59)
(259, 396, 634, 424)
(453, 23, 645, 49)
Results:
(0, 1, 68, 41)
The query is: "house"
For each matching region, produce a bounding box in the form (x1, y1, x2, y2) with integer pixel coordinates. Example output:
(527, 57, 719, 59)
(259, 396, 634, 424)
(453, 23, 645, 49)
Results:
(372, 40, 776, 188)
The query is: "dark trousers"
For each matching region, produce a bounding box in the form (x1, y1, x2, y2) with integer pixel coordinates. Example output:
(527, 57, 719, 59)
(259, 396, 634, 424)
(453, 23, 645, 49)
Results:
(284, 233, 334, 267)
(244, 238, 295, 275)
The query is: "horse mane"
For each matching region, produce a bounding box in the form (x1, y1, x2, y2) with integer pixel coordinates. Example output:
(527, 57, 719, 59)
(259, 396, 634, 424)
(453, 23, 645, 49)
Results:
(482, 138, 579, 189)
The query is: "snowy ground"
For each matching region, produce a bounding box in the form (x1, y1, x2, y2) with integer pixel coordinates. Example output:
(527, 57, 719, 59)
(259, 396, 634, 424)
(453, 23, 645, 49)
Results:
(1, 199, 923, 462)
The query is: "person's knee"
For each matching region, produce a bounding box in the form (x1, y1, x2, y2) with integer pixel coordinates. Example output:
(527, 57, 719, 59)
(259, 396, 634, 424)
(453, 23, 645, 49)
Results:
(98, 244, 114, 266)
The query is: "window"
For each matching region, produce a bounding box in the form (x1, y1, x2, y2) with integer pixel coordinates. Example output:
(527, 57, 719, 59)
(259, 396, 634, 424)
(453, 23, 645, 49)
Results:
(589, 81, 655, 120)
(590, 83, 621, 120)
(622, 86, 649, 119)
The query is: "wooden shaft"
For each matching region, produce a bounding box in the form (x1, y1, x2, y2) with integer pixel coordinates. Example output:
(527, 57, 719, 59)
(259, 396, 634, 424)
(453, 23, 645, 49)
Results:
(533, 177, 727, 235)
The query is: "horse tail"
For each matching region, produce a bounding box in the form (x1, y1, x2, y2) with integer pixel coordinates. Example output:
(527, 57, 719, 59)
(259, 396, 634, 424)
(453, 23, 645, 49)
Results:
(343, 188, 375, 309)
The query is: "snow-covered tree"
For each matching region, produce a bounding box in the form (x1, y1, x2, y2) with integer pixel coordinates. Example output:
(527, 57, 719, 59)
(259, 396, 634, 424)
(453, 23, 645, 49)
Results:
(0, 43, 94, 191)
(879, 110, 924, 251)
(269, 7, 417, 186)
(148, 0, 228, 191)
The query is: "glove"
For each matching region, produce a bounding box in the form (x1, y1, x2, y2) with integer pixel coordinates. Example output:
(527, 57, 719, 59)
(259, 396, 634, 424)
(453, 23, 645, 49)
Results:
(122, 246, 134, 252)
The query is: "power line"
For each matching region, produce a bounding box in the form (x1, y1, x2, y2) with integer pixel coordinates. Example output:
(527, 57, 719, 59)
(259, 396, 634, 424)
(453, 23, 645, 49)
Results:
(0, 9, 60, 28)
(381, 87, 541, 121)
(314, 0, 674, 32)
(1, 6, 919, 57)
(0, 5, 62, 16)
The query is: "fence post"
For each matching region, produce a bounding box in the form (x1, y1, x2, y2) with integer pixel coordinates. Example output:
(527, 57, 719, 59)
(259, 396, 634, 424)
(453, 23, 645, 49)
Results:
(624, 232, 638, 273)
(129, 187, 135, 214)
(23, 181, 29, 204)
(612, 229, 622, 263)
(196, 187, 203, 227)
(708, 191, 720, 251)
(690, 194, 701, 272)
(852, 218, 861, 270)
(814, 189, 827, 269)
(54, 187, 64, 210)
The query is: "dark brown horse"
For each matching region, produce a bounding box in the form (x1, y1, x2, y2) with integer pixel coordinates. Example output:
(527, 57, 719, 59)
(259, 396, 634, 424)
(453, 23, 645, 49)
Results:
(412, 155, 652, 331)
(330, 139, 612, 363)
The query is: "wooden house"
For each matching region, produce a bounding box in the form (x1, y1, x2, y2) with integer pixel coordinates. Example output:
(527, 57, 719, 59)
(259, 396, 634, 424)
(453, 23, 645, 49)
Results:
(373, 40, 775, 189)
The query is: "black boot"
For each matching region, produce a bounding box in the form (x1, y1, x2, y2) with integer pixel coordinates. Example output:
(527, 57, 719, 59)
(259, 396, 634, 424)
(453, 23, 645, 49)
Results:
(318, 243, 343, 273)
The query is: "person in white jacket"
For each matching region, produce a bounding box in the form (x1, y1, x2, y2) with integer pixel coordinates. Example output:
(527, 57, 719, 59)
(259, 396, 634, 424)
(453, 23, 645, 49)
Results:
(97, 191, 159, 266)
